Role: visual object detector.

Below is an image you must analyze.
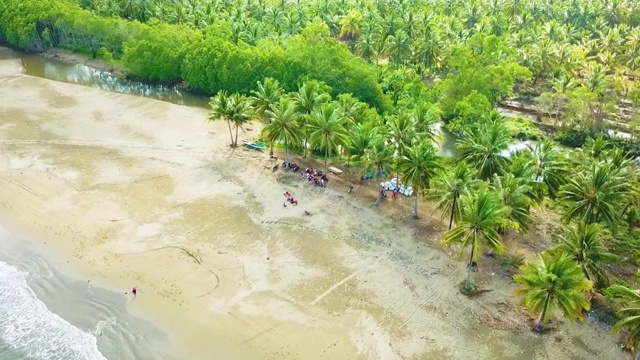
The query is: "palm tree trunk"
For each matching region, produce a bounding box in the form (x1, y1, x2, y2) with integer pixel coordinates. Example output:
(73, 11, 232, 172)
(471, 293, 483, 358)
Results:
(412, 196, 419, 219)
(270, 142, 274, 157)
(226, 120, 234, 146)
(533, 292, 551, 333)
(465, 244, 475, 289)
(324, 145, 329, 172)
(285, 137, 288, 160)
(234, 124, 239, 147)
(303, 135, 308, 159)
(448, 196, 457, 230)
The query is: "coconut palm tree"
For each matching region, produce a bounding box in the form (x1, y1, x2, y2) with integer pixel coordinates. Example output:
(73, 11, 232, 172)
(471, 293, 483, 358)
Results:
(513, 252, 592, 333)
(228, 93, 254, 147)
(251, 77, 284, 124)
(363, 137, 394, 206)
(428, 162, 478, 230)
(554, 222, 617, 288)
(610, 284, 640, 353)
(528, 140, 568, 199)
(559, 162, 631, 232)
(491, 173, 533, 233)
(457, 121, 512, 180)
(208, 90, 234, 147)
(398, 141, 441, 219)
(262, 97, 301, 159)
(292, 80, 332, 158)
(307, 103, 350, 171)
(443, 189, 509, 292)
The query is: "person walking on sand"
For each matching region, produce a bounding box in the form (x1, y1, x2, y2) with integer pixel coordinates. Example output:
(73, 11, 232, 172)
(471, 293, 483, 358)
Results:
(132, 286, 137, 297)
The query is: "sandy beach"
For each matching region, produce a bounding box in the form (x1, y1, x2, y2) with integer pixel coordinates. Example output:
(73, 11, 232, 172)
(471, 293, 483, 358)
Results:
(0, 56, 626, 359)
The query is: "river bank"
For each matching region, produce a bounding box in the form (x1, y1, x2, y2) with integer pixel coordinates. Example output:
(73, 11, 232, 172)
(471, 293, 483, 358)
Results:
(0, 54, 628, 359)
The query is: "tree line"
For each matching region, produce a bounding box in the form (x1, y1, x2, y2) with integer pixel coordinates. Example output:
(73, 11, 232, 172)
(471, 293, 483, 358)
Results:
(211, 75, 640, 353)
(0, 0, 390, 111)
(76, 0, 640, 136)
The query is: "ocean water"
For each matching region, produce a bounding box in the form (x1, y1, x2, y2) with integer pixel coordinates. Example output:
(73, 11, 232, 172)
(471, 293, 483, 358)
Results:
(0, 228, 176, 360)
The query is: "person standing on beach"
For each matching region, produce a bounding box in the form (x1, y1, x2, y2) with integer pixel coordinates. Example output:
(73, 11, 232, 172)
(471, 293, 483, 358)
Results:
(132, 286, 137, 297)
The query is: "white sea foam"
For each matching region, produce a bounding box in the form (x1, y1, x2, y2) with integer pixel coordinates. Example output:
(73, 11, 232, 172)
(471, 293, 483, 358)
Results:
(0, 261, 107, 360)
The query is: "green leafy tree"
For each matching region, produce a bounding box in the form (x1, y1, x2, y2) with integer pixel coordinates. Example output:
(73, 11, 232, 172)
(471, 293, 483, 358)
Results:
(428, 162, 478, 230)
(491, 173, 533, 233)
(443, 189, 509, 292)
(514, 252, 592, 333)
(307, 102, 350, 171)
(227, 93, 254, 147)
(554, 222, 617, 288)
(457, 121, 512, 180)
(208, 90, 234, 146)
(610, 285, 640, 353)
(262, 97, 301, 159)
(559, 162, 631, 232)
(528, 140, 568, 199)
(363, 137, 394, 207)
(251, 77, 284, 125)
(398, 141, 441, 219)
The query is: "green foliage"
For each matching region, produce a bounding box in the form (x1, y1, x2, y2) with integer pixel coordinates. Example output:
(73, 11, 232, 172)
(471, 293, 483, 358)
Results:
(457, 120, 512, 180)
(553, 128, 593, 148)
(443, 189, 509, 289)
(553, 222, 617, 288)
(427, 162, 479, 229)
(610, 285, 640, 352)
(504, 118, 545, 141)
(559, 162, 632, 232)
(0, 0, 389, 110)
(513, 252, 592, 333)
(122, 23, 199, 82)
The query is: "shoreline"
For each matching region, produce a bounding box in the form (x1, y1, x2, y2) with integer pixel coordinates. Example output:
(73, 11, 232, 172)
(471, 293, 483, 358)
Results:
(0, 56, 628, 359)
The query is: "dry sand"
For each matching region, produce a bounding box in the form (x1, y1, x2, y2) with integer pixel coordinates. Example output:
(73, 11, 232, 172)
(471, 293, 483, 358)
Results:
(0, 57, 627, 359)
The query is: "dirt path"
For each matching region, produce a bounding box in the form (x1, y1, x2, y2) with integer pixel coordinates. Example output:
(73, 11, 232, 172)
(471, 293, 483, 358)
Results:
(0, 58, 627, 359)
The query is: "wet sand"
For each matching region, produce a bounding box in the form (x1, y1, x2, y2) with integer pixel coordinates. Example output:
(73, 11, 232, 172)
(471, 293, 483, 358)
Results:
(0, 57, 627, 359)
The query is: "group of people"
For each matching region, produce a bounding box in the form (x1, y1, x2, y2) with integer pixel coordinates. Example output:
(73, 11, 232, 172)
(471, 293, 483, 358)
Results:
(283, 191, 298, 206)
(282, 160, 300, 172)
(379, 189, 398, 199)
(301, 168, 329, 188)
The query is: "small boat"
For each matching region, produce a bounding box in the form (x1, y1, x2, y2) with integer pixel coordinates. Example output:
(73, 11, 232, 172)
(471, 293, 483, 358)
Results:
(242, 140, 267, 151)
(328, 166, 343, 175)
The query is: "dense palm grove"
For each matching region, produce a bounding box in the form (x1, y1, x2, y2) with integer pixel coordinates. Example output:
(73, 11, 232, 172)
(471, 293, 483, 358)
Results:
(2, 0, 640, 354)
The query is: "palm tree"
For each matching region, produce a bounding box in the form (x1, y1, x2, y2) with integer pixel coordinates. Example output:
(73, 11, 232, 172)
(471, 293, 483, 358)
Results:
(292, 81, 332, 158)
(428, 163, 478, 230)
(363, 137, 394, 206)
(338, 10, 363, 41)
(528, 140, 568, 199)
(208, 90, 234, 147)
(443, 189, 509, 292)
(610, 284, 640, 353)
(559, 162, 631, 231)
(398, 141, 441, 219)
(554, 222, 617, 288)
(457, 121, 512, 180)
(262, 98, 301, 159)
(251, 78, 284, 124)
(307, 103, 350, 171)
(386, 111, 417, 156)
(228, 94, 254, 147)
(491, 173, 533, 233)
(513, 252, 592, 333)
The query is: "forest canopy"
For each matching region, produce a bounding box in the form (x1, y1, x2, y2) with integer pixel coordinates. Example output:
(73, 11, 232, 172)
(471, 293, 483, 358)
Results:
(0, 0, 391, 111)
